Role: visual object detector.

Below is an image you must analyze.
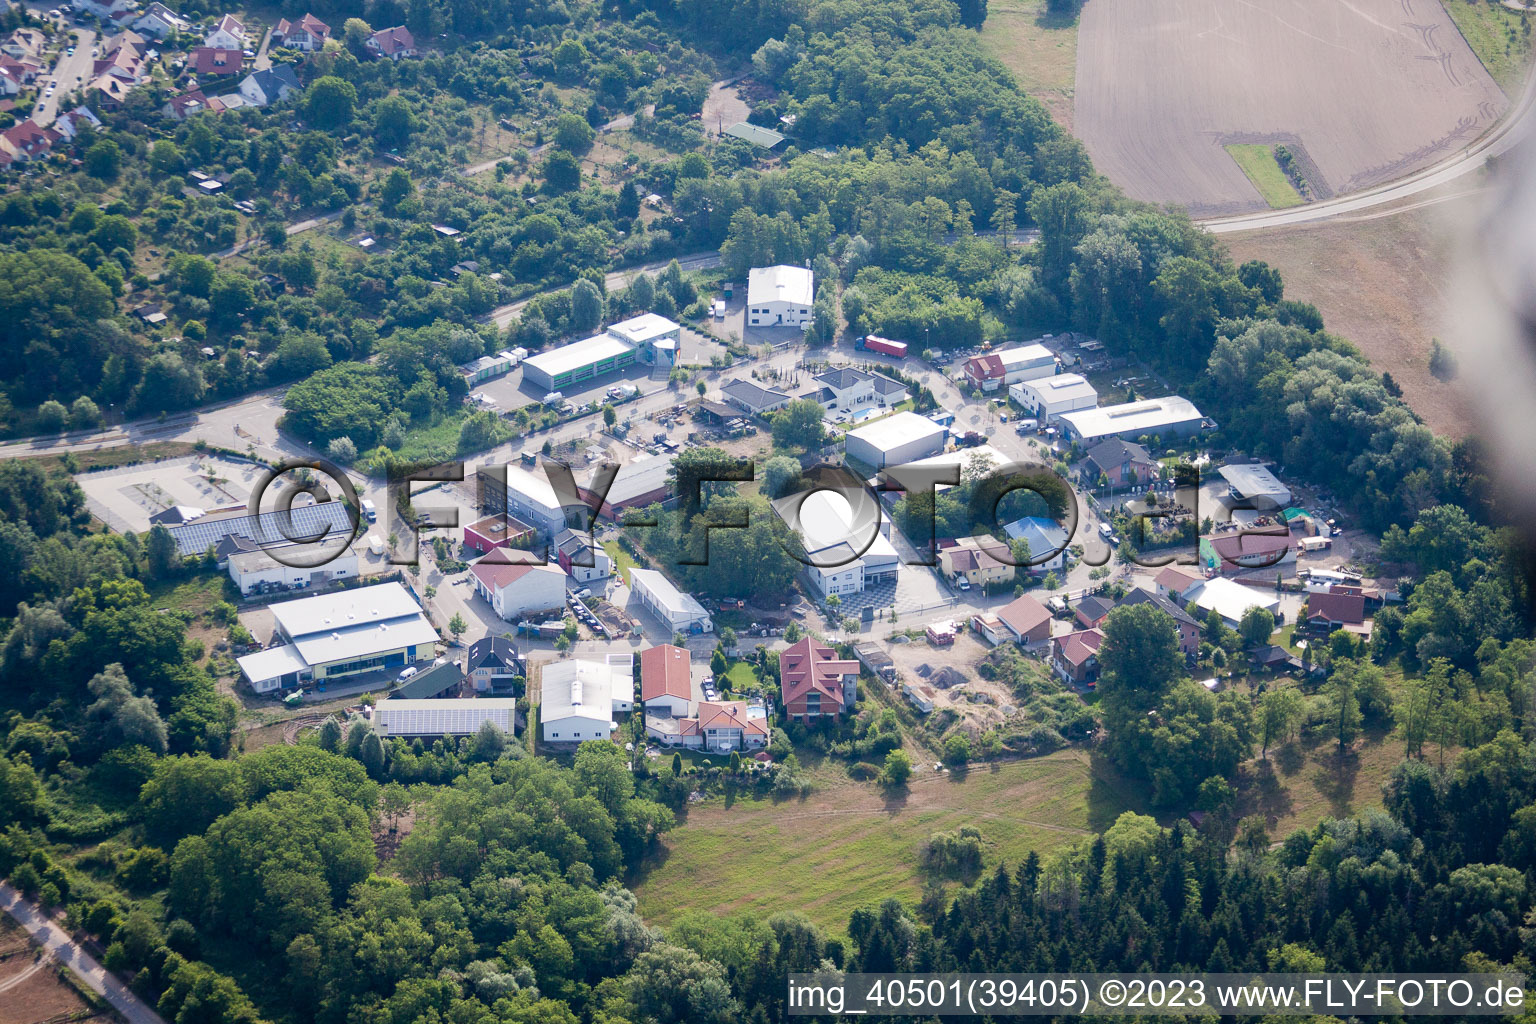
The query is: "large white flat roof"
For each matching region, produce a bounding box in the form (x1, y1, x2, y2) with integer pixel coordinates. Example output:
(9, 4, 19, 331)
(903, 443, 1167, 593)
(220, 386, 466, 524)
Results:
(1013, 373, 1097, 403)
(522, 334, 634, 378)
(606, 312, 680, 345)
(845, 410, 947, 453)
(782, 489, 898, 565)
(1186, 577, 1281, 622)
(747, 265, 814, 307)
(997, 343, 1055, 367)
(1058, 396, 1203, 438)
(541, 655, 631, 723)
(270, 582, 419, 639)
(375, 699, 519, 736)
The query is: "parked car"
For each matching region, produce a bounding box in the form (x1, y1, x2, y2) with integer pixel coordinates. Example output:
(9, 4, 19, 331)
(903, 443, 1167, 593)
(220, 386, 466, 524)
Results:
(397, 666, 419, 681)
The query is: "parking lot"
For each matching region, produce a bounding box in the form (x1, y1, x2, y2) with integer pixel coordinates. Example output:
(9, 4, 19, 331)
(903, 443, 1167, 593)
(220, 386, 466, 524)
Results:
(76, 454, 268, 533)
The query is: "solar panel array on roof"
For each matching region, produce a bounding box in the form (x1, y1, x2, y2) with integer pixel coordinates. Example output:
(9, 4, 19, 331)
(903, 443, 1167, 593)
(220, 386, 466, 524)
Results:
(166, 500, 357, 556)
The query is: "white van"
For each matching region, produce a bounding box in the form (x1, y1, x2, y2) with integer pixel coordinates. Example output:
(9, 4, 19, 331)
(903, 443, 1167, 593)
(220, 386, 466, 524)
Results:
(361, 499, 377, 522)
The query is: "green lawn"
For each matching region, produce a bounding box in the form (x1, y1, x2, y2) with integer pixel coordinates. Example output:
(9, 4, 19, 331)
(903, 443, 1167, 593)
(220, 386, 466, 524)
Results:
(1224, 144, 1304, 209)
(1442, 0, 1533, 93)
(719, 660, 759, 692)
(632, 749, 1140, 935)
(977, 0, 1080, 128)
(604, 540, 639, 586)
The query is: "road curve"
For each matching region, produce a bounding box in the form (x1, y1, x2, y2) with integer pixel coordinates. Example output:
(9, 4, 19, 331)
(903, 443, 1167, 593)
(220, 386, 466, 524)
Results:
(1199, 65, 1536, 234)
(0, 881, 169, 1024)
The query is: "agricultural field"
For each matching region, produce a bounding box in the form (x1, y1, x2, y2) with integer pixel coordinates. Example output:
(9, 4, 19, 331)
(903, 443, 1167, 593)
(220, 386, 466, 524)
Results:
(1441, 0, 1535, 92)
(0, 919, 97, 1024)
(1075, 0, 1506, 215)
(1222, 180, 1481, 438)
(978, 0, 1081, 129)
(1224, 144, 1304, 209)
(633, 748, 1139, 933)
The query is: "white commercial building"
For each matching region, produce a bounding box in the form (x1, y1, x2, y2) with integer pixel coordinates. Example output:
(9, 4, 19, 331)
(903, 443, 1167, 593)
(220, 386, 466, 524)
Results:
(1010, 373, 1098, 422)
(1184, 577, 1283, 627)
(844, 411, 947, 469)
(521, 333, 638, 392)
(541, 654, 634, 743)
(747, 265, 815, 327)
(629, 567, 712, 634)
(235, 582, 438, 694)
(374, 698, 519, 738)
(605, 312, 680, 367)
(1058, 396, 1206, 443)
(227, 542, 359, 597)
(997, 343, 1058, 385)
(1218, 463, 1292, 510)
(774, 489, 900, 599)
(470, 559, 568, 621)
(495, 464, 574, 536)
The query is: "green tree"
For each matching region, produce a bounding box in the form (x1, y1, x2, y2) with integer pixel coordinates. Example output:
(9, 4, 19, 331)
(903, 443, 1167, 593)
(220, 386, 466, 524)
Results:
(553, 112, 595, 154)
(1238, 606, 1276, 648)
(881, 749, 913, 786)
(373, 94, 417, 149)
(542, 150, 582, 193)
(84, 139, 122, 180)
(571, 278, 605, 331)
(1258, 687, 1302, 758)
(770, 399, 827, 452)
(449, 613, 467, 640)
(305, 76, 357, 129)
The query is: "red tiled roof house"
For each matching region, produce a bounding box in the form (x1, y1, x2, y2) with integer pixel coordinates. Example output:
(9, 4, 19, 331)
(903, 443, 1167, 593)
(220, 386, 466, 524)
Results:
(780, 637, 858, 722)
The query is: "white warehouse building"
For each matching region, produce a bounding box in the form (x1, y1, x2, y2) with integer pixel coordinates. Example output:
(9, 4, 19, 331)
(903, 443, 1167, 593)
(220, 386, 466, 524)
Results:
(374, 698, 519, 738)
(844, 411, 947, 469)
(997, 343, 1058, 385)
(1010, 373, 1098, 422)
(747, 265, 814, 327)
(484, 464, 576, 537)
(773, 489, 899, 599)
(541, 654, 634, 743)
(629, 567, 713, 634)
(1058, 396, 1206, 444)
(227, 542, 359, 597)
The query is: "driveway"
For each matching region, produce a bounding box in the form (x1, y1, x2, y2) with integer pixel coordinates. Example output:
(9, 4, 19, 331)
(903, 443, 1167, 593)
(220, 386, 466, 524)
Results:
(0, 881, 168, 1024)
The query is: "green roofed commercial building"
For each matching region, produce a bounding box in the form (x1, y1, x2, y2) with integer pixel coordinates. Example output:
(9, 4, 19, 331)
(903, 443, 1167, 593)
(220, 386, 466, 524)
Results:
(520, 333, 638, 392)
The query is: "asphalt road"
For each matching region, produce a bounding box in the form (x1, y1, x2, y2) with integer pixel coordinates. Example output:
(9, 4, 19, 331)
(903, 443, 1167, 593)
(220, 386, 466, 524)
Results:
(33, 26, 95, 125)
(0, 881, 168, 1024)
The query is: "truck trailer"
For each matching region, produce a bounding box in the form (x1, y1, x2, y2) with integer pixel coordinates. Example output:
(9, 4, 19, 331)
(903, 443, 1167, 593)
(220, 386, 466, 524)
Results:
(860, 335, 908, 358)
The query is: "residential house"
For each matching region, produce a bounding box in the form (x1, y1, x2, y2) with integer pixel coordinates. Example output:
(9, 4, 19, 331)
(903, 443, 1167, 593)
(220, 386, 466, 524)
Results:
(639, 644, 692, 717)
(720, 378, 792, 416)
(646, 699, 769, 751)
(1072, 594, 1116, 629)
(1051, 628, 1105, 685)
(1083, 438, 1160, 488)
(1302, 589, 1368, 633)
(469, 558, 567, 621)
(963, 353, 1007, 392)
(465, 635, 522, 694)
(272, 13, 330, 50)
(1154, 564, 1204, 603)
(0, 67, 23, 98)
(189, 46, 243, 77)
(238, 65, 300, 107)
(1251, 644, 1303, 673)
(0, 120, 60, 162)
(52, 106, 102, 141)
(0, 56, 40, 87)
(540, 654, 633, 743)
(164, 89, 234, 119)
(1116, 587, 1200, 662)
(799, 366, 908, 414)
(995, 593, 1052, 645)
(367, 25, 418, 59)
(553, 528, 613, 585)
(89, 72, 133, 110)
(204, 13, 245, 50)
(1003, 516, 1070, 573)
(938, 535, 1016, 589)
(134, 3, 190, 38)
(73, 0, 133, 19)
(2, 29, 46, 60)
(780, 637, 859, 722)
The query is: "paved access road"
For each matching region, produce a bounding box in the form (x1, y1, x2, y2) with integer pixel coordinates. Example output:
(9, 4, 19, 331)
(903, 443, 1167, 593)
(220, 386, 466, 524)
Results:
(0, 881, 168, 1024)
(33, 26, 95, 125)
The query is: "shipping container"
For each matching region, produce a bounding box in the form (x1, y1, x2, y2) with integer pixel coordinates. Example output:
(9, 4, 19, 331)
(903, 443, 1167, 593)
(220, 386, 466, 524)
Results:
(860, 334, 908, 358)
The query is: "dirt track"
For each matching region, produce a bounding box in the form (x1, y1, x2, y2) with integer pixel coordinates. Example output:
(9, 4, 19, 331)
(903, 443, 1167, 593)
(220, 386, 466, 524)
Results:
(1075, 0, 1507, 215)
